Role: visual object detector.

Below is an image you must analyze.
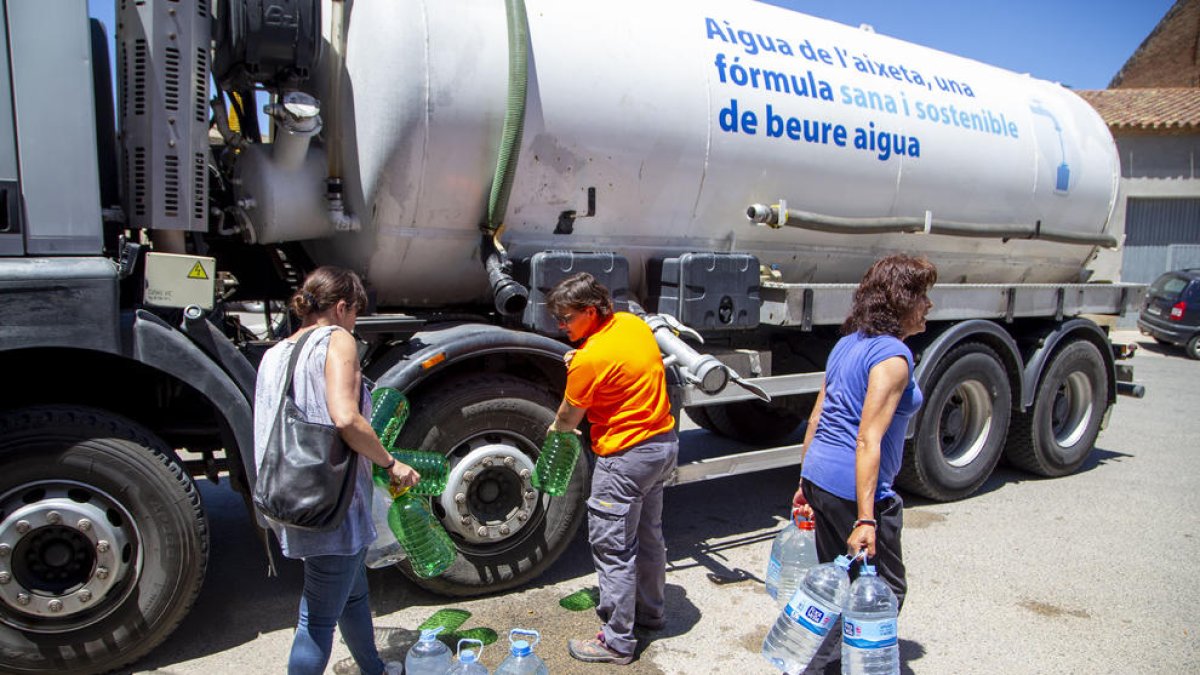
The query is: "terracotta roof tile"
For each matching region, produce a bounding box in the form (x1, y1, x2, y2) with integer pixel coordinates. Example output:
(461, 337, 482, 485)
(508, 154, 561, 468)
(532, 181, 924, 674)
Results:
(1076, 88, 1200, 132)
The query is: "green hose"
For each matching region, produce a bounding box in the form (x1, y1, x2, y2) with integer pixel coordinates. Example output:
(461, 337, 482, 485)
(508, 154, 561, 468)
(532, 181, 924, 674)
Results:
(485, 0, 530, 233)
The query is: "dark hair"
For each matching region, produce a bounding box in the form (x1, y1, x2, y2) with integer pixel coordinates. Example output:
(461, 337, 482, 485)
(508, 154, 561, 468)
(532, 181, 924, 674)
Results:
(842, 254, 938, 337)
(546, 272, 614, 319)
(289, 266, 369, 319)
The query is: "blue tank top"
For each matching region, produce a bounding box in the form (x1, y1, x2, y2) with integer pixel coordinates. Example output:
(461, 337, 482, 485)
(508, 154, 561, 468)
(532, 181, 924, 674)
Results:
(801, 331, 923, 501)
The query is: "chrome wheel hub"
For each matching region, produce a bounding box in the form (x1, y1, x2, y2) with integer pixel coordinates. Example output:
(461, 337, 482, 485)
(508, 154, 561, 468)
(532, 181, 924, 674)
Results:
(440, 440, 539, 544)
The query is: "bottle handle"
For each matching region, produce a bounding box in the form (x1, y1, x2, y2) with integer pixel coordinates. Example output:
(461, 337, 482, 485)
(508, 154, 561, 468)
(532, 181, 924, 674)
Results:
(509, 628, 540, 648)
(790, 507, 807, 528)
(457, 638, 484, 658)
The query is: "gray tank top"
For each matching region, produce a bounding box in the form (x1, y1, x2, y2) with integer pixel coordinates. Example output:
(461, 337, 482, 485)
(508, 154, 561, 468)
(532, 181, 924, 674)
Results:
(253, 325, 376, 558)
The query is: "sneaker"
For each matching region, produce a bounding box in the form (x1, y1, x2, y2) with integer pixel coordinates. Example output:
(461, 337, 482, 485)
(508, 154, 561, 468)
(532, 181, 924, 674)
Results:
(567, 633, 634, 665)
(383, 661, 404, 675)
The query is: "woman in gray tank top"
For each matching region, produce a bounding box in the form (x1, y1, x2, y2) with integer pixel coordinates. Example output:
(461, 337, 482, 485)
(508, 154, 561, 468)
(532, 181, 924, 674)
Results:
(253, 266, 419, 675)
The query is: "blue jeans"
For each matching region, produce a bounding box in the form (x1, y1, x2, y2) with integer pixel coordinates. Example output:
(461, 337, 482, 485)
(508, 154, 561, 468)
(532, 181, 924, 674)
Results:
(289, 548, 385, 675)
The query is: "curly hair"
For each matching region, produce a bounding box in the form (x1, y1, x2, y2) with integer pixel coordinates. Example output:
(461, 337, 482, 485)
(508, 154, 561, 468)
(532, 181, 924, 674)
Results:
(545, 272, 614, 318)
(842, 254, 938, 337)
(289, 266, 369, 319)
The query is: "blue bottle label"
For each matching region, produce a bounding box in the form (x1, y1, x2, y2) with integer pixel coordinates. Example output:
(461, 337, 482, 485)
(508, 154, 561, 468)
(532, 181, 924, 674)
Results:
(842, 617, 898, 649)
(784, 594, 839, 637)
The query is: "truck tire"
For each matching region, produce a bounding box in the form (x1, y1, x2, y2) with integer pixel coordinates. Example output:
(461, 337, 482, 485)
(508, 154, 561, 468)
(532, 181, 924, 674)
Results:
(688, 398, 809, 445)
(1005, 339, 1109, 476)
(897, 343, 1012, 501)
(393, 374, 587, 596)
(0, 406, 208, 674)
(684, 405, 722, 435)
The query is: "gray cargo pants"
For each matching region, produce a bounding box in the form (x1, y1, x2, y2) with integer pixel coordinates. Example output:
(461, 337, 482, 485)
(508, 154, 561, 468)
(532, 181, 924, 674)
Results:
(588, 431, 678, 656)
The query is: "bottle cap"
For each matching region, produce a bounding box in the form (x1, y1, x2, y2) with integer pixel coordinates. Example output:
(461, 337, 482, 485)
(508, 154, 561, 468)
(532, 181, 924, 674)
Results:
(511, 640, 531, 657)
(419, 626, 444, 641)
(860, 563, 877, 576)
(797, 518, 815, 531)
(460, 649, 477, 663)
(834, 554, 852, 570)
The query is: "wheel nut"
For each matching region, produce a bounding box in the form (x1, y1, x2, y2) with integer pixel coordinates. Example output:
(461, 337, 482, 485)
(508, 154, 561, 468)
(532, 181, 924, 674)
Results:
(482, 458, 493, 467)
(47, 511, 62, 524)
(96, 567, 109, 580)
(454, 493, 467, 504)
(499, 525, 511, 535)
(96, 540, 110, 553)
(519, 469, 531, 479)
(48, 599, 63, 612)
(459, 517, 471, 525)
(503, 456, 516, 467)
(476, 526, 488, 537)
(0, 544, 10, 557)
(16, 593, 29, 606)
(78, 590, 92, 603)
(15, 520, 30, 534)
(462, 471, 474, 482)
(0, 571, 10, 584)
(524, 490, 536, 500)
(77, 519, 93, 532)
(517, 511, 528, 522)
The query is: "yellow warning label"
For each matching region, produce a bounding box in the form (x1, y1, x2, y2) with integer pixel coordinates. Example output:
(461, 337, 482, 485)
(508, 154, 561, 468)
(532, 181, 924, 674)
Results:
(187, 262, 209, 280)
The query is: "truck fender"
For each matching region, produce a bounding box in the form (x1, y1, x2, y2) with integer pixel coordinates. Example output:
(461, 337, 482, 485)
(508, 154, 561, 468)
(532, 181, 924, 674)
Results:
(130, 310, 257, 495)
(1019, 319, 1117, 409)
(367, 323, 570, 393)
(905, 320, 1023, 438)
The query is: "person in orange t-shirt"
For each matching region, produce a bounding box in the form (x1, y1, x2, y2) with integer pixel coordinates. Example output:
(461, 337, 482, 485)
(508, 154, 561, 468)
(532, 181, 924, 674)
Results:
(547, 273, 678, 666)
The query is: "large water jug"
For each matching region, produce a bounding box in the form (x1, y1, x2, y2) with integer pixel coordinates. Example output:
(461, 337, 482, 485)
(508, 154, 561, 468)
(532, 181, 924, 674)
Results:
(841, 563, 899, 675)
(404, 627, 452, 675)
(494, 629, 549, 675)
(387, 490, 457, 578)
(531, 431, 581, 496)
(447, 638, 489, 675)
(761, 555, 852, 674)
(764, 510, 818, 606)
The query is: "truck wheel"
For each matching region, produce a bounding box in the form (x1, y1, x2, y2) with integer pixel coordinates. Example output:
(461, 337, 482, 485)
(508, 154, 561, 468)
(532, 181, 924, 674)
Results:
(393, 374, 587, 596)
(1005, 340, 1109, 476)
(689, 398, 809, 445)
(0, 406, 208, 674)
(684, 405, 722, 434)
(897, 344, 1012, 501)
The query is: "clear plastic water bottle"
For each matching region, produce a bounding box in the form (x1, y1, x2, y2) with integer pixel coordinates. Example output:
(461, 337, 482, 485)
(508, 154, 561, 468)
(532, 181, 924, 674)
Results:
(405, 627, 453, 675)
(841, 563, 899, 675)
(494, 629, 549, 675)
(364, 481, 406, 569)
(761, 555, 853, 674)
(447, 638, 489, 675)
(387, 490, 457, 578)
(764, 510, 818, 607)
(531, 431, 581, 496)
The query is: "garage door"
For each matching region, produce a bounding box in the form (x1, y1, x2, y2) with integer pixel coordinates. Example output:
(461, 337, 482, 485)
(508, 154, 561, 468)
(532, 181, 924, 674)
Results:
(1123, 198, 1200, 284)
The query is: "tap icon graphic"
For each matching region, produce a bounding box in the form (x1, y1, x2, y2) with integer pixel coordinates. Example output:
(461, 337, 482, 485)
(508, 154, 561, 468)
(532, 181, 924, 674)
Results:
(1029, 99, 1070, 193)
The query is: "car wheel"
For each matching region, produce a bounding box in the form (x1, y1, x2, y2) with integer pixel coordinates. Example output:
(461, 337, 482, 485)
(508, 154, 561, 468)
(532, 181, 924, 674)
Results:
(897, 343, 1012, 502)
(1186, 334, 1200, 360)
(392, 374, 587, 596)
(0, 406, 208, 674)
(1005, 339, 1109, 476)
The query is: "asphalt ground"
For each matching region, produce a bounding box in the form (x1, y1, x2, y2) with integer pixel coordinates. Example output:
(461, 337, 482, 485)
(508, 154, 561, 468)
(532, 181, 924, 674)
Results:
(126, 330, 1199, 674)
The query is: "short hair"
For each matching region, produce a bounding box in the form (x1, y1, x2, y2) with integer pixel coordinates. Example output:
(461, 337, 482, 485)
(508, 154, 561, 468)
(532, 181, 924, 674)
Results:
(290, 266, 369, 319)
(842, 254, 938, 337)
(546, 272, 614, 319)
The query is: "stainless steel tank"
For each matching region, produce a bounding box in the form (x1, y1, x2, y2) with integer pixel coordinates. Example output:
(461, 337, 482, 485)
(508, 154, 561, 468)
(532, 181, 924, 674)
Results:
(246, 0, 1120, 306)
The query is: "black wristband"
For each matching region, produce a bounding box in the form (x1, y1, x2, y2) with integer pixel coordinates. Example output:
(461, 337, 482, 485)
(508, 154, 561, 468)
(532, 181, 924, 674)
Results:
(854, 518, 877, 529)
(383, 457, 396, 471)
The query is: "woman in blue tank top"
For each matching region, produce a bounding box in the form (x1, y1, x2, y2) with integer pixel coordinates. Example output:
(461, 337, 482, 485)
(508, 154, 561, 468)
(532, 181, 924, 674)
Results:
(790, 254, 937, 673)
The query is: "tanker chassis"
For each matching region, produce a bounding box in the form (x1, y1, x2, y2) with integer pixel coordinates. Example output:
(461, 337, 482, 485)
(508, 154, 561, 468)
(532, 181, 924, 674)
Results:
(0, 0, 1143, 672)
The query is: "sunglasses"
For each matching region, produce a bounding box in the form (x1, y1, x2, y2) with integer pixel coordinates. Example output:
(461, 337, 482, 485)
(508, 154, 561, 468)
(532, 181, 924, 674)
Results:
(553, 309, 589, 325)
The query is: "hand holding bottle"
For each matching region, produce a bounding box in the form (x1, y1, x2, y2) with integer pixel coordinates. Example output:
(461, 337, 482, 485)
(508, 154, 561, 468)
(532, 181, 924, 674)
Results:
(388, 460, 420, 491)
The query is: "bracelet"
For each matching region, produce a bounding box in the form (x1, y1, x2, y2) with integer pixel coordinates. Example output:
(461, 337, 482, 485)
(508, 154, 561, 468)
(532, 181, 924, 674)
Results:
(854, 518, 877, 529)
(383, 457, 396, 471)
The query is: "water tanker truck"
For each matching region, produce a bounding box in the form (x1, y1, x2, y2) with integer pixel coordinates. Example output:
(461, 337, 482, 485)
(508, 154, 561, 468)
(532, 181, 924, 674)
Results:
(0, 0, 1144, 671)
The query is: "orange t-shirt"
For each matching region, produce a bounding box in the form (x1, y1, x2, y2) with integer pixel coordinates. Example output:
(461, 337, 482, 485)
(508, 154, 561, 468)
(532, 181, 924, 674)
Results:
(565, 312, 675, 456)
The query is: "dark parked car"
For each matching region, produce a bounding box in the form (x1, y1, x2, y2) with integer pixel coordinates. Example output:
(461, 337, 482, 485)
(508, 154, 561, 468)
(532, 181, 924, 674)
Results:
(1138, 268, 1200, 359)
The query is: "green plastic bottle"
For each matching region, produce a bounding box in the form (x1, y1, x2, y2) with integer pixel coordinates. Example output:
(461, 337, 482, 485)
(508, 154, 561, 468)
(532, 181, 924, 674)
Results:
(373, 449, 449, 497)
(387, 490, 457, 578)
(369, 387, 409, 449)
(531, 430, 581, 497)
